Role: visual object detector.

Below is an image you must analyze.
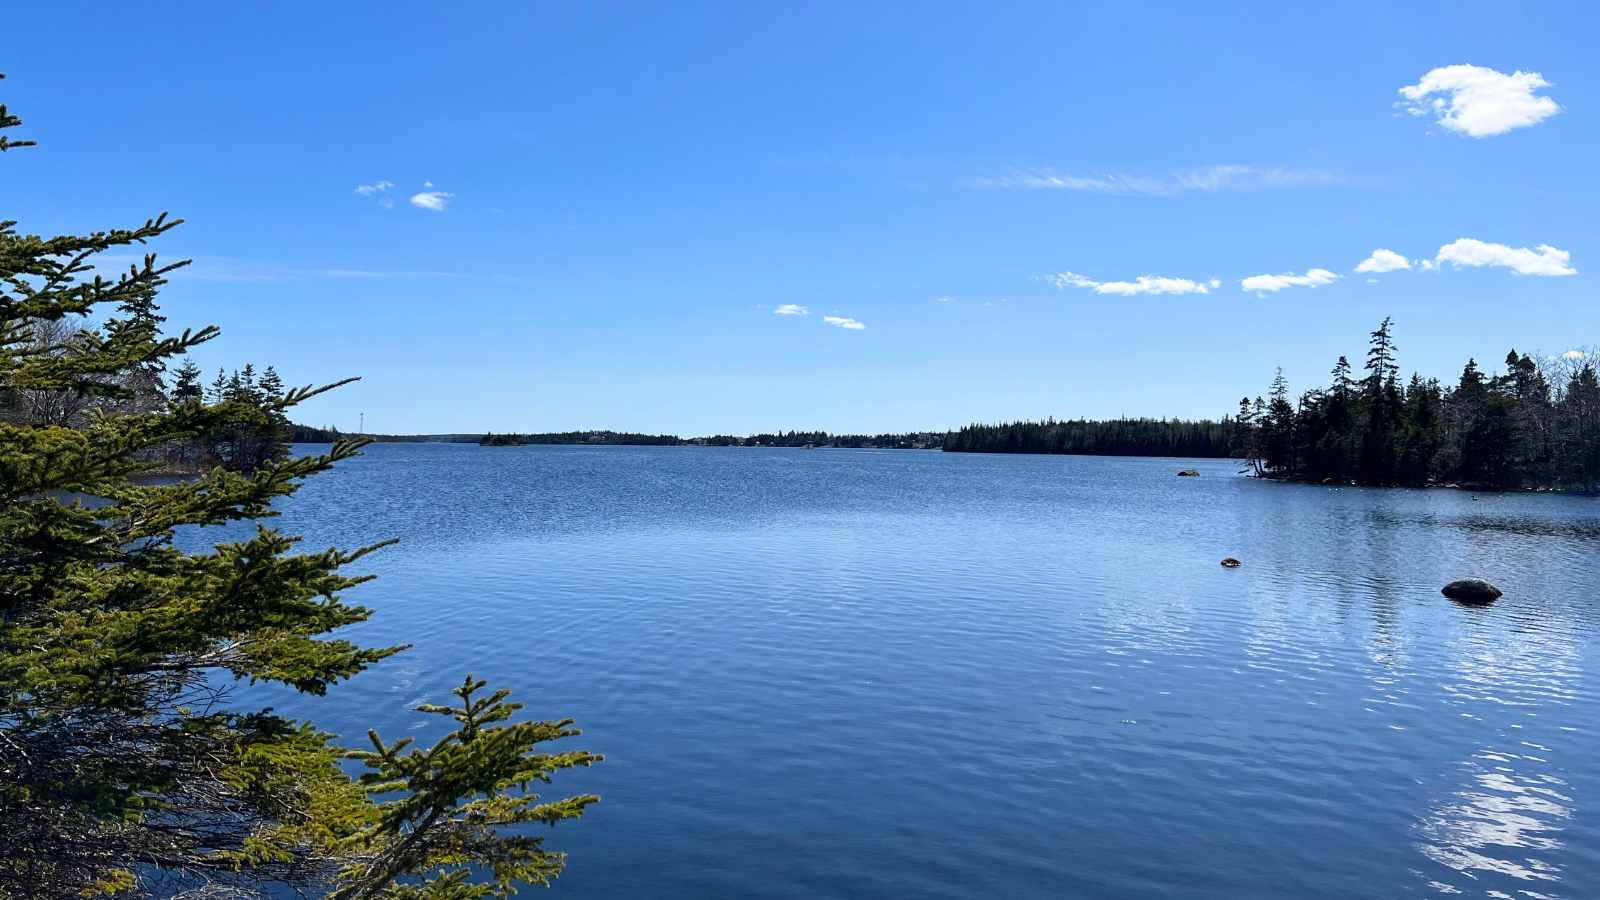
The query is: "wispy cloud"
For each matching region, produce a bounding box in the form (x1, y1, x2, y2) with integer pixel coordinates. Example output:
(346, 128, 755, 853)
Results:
(1355, 248, 1413, 274)
(773, 303, 810, 316)
(1240, 268, 1339, 294)
(1435, 238, 1575, 276)
(355, 180, 397, 208)
(971, 165, 1337, 197)
(1054, 272, 1220, 296)
(1398, 65, 1560, 137)
(823, 315, 866, 330)
(1172, 165, 1337, 192)
(974, 172, 1168, 194)
(410, 190, 454, 212)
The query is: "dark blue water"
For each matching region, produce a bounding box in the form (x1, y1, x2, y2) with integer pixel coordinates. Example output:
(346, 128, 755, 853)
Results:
(226, 444, 1600, 898)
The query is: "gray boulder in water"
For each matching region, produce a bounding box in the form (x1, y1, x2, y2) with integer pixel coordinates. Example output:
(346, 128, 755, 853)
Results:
(1177, 469, 1200, 477)
(1442, 579, 1502, 603)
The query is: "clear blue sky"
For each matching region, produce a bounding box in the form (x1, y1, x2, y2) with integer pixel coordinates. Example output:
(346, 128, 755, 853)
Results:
(6, 2, 1596, 434)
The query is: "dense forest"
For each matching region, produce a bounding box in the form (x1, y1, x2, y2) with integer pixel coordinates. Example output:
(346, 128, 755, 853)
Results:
(1238, 318, 1600, 491)
(943, 417, 1236, 457)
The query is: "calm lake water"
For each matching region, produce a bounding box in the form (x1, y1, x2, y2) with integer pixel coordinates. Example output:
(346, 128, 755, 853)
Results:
(223, 443, 1600, 898)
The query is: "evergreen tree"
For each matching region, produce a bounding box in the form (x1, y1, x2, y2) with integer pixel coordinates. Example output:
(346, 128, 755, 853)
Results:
(1396, 374, 1441, 486)
(239, 361, 260, 404)
(1358, 318, 1402, 484)
(1262, 369, 1296, 473)
(1560, 365, 1600, 491)
(170, 357, 204, 404)
(1236, 396, 1262, 474)
(259, 365, 289, 430)
(259, 364, 285, 399)
(208, 365, 228, 402)
(0, 76, 598, 896)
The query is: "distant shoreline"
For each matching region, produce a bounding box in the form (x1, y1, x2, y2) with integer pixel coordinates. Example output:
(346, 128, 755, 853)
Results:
(293, 416, 1236, 457)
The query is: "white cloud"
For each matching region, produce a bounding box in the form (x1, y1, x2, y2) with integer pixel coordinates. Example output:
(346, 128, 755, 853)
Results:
(410, 191, 454, 212)
(355, 180, 395, 196)
(1355, 248, 1412, 274)
(1053, 272, 1220, 296)
(1419, 259, 1436, 271)
(1398, 65, 1560, 137)
(933, 296, 953, 303)
(1240, 268, 1339, 294)
(1563, 350, 1586, 360)
(822, 315, 866, 330)
(1435, 238, 1575, 276)
(773, 304, 809, 316)
(971, 165, 1336, 196)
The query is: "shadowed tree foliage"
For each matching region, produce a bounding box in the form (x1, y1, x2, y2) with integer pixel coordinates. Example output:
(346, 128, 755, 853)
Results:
(943, 417, 1236, 457)
(0, 77, 598, 897)
(1238, 318, 1600, 491)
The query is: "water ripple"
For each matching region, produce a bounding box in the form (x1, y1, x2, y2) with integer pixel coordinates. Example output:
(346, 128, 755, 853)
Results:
(182, 445, 1600, 898)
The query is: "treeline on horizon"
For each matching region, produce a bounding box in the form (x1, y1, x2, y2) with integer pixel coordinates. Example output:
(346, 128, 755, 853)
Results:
(302, 422, 1228, 455)
(475, 429, 946, 448)
(942, 417, 1236, 457)
(301, 422, 1240, 457)
(699, 430, 943, 448)
(1239, 318, 1600, 491)
(481, 430, 682, 446)
(290, 424, 479, 443)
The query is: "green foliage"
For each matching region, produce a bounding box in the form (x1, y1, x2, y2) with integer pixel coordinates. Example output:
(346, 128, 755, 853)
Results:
(332, 677, 601, 899)
(1239, 318, 1600, 490)
(480, 430, 680, 446)
(943, 417, 1236, 457)
(0, 76, 597, 896)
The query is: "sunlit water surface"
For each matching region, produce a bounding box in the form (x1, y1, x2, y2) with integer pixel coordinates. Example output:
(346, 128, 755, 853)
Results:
(195, 444, 1600, 898)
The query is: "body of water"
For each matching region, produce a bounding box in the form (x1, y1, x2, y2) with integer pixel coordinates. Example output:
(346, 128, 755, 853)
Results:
(224, 443, 1600, 898)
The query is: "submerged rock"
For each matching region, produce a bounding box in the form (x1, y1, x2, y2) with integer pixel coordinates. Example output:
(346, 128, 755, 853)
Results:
(1177, 469, 1200, 477)
(1442, 579, 1502, 604)
(1220, 557, 1241, 568)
